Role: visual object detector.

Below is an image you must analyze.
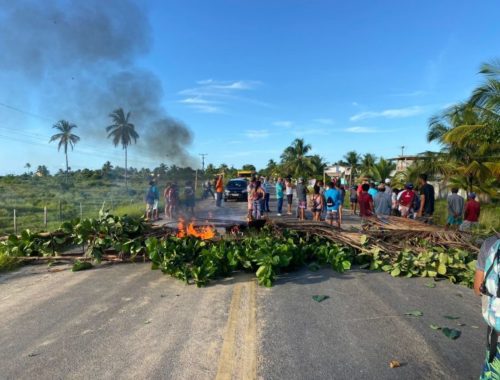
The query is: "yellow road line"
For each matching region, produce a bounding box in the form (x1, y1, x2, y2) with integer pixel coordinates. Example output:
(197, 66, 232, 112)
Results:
(216, 283, 243, 380)
(215, 279, 257, 380)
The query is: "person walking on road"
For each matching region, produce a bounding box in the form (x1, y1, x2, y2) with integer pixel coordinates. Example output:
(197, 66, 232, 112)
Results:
(285, 177, 294, 215)
(446, 188, 464, 229)
(417, 173, 435, 223)
(263, 177, 272, 213)
(349, 185, 358, 215)
(215, 174, 224, 207)
(276, 177, 284, 216)
(324, 182, 341, 228)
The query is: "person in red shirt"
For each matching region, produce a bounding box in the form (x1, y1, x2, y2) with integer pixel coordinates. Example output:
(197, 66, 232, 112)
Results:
(460, 192, 480, 231)
(358, 183, 374, 217)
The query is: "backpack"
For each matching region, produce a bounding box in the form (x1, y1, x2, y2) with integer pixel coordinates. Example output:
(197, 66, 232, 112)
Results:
(481, 239, 500, 331)
(326, 196, 335, 208)
(399, 190, 414, 207)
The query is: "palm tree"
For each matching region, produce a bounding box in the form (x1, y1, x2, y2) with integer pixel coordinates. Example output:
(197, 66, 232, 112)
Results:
(106, 108, 139, 189)
(470, 59, 500, 114)
(343, 150, 360, 186)
(360, 153, 377, 178)
(371, 158, 396, 183)
(280, 138, 315, 178)
(428, 102, 499, 192)
(49, 120, 80, 181)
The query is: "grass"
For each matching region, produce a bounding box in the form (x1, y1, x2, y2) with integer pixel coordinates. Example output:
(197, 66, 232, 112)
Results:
(0, 253, 19, 272)
(433, 199, 500, 231)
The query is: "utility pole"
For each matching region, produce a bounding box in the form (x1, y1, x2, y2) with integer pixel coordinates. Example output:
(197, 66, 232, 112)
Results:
(400, 145, 405, 157)
(199, 153, 208, 171)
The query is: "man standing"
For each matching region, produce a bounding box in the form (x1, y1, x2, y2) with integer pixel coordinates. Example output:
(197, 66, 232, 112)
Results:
(215, 174, 224, 207)
(324, 182, 341, 228)
(373, 183, 392, 216)
(397, 183, 416, 218)
(263, 177, 272, 213)
(461, 192, 481, 231)
(417, 174, 435, 223)
(275, 177, 284, 216)
(446, 188, 464, 229)
(384, 178, 392, 195)
(358, 183, 374, 218)
(368, 182, 378, 198)
(145, 181, 159, 221)
(295, 178, 308, 221)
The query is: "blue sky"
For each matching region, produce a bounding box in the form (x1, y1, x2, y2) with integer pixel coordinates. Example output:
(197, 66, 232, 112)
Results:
(0, 0, 499, 174)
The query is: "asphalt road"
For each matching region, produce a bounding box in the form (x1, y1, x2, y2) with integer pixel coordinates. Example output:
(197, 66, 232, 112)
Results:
(0, 192, 486, 379)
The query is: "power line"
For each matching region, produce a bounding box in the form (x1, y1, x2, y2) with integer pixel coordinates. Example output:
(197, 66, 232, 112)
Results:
(0, 101, 55, 122)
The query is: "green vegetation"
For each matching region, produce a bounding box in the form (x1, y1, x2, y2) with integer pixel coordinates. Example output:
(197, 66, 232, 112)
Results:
(0, 212, 478, 289)
(433, 199, 500, 231)
(49, 120, 80, 182)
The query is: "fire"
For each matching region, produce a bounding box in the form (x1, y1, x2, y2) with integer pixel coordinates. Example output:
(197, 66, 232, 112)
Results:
(177, 219, 216, 240)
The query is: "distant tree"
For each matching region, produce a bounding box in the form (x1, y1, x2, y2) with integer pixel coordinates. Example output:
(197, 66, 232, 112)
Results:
(24, 162, 32, 176)
(309, 155, 327, 177)
(106, 108, 139, 189)
(371, 157, 396, 182)
(280, 138, 315, 178)
(49, 120, 80, 181)
(241, 164, 256, 171)
(343, 151, 361, 185)
(360, 153, 377, 178)
(36, 165, 50, 177)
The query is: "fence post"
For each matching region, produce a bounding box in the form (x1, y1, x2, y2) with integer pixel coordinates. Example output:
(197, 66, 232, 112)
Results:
(13, 209, 17, 234)
(44, 206, 47, 228)
(80, 202, 83, 220)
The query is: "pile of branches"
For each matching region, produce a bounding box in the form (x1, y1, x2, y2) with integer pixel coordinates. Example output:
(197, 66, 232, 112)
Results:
(269, 216, 479, 257)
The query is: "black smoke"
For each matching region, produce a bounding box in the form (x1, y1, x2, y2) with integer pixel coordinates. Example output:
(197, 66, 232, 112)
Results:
(0, 0, 196, 166)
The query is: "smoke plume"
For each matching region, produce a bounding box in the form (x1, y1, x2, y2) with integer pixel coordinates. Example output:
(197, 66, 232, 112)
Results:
(0, 0, 196, 167)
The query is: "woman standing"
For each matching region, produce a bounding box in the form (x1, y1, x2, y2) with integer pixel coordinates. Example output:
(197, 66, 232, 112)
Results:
(311, 186, 324, 221)
(250, 180, 265, 220)
(285, 177, 294, 215)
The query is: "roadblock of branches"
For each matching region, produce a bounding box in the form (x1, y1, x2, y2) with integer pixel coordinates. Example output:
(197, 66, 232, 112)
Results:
(269, 215, 479, 259)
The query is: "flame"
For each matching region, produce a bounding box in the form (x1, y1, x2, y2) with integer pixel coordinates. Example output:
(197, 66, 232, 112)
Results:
(177, 219, 215, 240)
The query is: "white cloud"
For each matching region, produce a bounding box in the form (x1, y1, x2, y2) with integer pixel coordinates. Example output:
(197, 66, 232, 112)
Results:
(352, 102, 359, 107)
(344, 126, 378, 133)
(350, 106, 424, 121)
(272, 120, 293, 128)
(179, 79, 264, 113)
(245, 129, 271, 139)
(312, 118, 334, 125)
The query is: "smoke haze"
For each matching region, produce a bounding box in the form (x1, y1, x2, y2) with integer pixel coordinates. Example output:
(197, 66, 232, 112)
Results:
(0, 0, 196, 167)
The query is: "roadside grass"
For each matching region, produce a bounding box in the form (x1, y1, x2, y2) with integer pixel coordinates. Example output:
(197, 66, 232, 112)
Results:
(0, 253, 19, 272)
(433, 199, 500, 231)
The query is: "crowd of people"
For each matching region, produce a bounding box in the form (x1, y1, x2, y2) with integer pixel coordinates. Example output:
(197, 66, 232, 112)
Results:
(145, 173, 482, 232)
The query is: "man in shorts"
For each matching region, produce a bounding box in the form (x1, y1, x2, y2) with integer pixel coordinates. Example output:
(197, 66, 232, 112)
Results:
(446, 187, 464, 229)
(324, 182, 341, 228)
(295, 178, 308, 221)
(417, 173, 435, 223)
(145, 181, 159, 221)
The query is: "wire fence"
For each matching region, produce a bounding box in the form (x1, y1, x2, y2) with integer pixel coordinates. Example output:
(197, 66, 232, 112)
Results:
(0, 197, 144, 235)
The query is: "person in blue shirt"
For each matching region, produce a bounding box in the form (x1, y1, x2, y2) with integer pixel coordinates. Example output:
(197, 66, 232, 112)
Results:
(323, 182, 341, 228)
(368, 182, 378, 198)
(145, 180, 160, 221)
(275, 177, 284, 216)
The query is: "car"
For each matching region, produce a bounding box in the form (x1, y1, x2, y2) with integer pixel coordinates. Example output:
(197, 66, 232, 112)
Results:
(224, 178, 248, 202)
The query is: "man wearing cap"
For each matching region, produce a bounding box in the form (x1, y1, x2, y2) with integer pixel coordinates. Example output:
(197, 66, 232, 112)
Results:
(373, 183, 392, 216)
(460, 193, 481, 231)
(446, 188, 464, 229)
(384, 178, 392, 195)
(397, 183, 416, 218)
